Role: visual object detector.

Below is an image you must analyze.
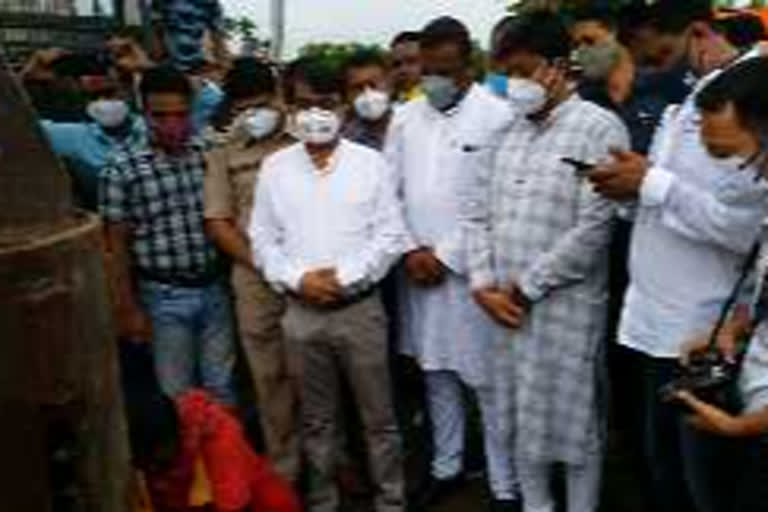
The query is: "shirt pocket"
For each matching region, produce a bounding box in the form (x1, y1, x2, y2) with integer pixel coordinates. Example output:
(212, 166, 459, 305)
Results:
(335, 175, 377, 235)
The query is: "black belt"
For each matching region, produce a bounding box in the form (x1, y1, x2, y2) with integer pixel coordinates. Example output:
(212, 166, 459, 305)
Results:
(137, 268, 225, 288)
(289, 286, 379, 311)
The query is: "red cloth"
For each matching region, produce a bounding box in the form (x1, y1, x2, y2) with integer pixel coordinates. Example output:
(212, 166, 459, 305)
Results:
(147, 390, 300, 512)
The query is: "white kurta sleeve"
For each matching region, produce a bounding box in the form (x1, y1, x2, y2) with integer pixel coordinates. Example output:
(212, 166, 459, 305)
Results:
(337, 157, 412, 292)
(639, 165, 767, 255)
(519, 118, 629, 302)
(384, 107, 420, 251)
(248, 163, 304, 293)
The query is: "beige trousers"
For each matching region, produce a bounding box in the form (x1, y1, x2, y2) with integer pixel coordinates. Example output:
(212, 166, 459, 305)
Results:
(232, 265, 300, 482)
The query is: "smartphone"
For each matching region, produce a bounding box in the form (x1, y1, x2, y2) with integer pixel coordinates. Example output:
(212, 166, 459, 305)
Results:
(552, 57, 583, 81)
(561, 157, 596, 176)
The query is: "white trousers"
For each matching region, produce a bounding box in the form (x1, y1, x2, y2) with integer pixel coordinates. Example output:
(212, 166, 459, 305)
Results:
(517, 452, 602, 512)
(425, 370, 518, 500)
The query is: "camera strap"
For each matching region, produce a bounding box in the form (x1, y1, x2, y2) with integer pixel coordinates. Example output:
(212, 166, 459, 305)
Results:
(707, 241, 762, 354)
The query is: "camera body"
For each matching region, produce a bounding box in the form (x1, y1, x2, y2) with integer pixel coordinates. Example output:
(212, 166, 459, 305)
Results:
(661, 351, 744, 414)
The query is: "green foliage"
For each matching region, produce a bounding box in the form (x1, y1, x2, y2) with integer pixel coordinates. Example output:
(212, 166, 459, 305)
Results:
(222, 16, 258, 40)
(298, 42, 383, 63)
(296, 42, 385, 74)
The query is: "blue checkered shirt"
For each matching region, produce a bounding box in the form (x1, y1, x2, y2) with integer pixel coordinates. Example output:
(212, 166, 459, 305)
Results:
(99, 139, 222, 281)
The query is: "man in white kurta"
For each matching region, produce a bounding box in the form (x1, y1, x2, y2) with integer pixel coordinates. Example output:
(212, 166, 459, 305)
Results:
(384, 16, 518, 508)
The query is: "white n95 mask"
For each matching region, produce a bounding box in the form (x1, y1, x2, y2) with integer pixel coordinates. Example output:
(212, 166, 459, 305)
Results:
(87, 99, 130, 128)
(294, 107, 341, 145)
(354, 88, 391, 121)
(240, 107, 281, 140)
(506, 78, 548, 116)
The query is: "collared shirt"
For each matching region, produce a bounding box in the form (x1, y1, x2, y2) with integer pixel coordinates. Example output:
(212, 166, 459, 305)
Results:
(467, 95, 630, 299)
(99, 138, 222, 281)
(192, 81, 224, 134)
(384, 84, 515, 275)
(394, 85, 423, 106)
(204, 131, 295, 231)
(619, 54, 768, 359)
(342, 116, 389, 151)
(42, 116, 146, 210)
(248, 139, 411, 294)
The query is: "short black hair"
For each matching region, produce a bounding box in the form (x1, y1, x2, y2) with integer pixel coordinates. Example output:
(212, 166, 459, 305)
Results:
(490, 16, 518, 59)
(342, 49, 387, 90)
(287, 56, 341, 98)
(497, 10, 572, 60)
(696, 57, 768, 135)
(570, 7, 618, 32)
(223, 57, 277, 101)
(420, 17, 472, 60)
(51, 53, 110, 78)
(715, 14, 768, 49)
(645, 0, 713, 35)
(108, 25, 143, 44)
(139, 65, 194, 102)
(390, 31, 421, 48)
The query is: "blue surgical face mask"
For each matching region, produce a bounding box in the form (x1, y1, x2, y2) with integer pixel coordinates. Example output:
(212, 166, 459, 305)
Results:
(485, 72, 508, 98)
(421, 75, 461, 112)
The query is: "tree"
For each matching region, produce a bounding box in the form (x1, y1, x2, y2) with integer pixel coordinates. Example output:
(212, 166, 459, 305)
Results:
(297, 42, 384, 72)
(222, 16, 271, 57)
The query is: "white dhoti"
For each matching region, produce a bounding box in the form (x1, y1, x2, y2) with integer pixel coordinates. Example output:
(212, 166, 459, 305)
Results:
(400, 272, 518, 499)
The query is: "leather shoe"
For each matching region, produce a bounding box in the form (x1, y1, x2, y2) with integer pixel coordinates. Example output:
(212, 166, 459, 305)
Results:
(410, 474, 466, 509)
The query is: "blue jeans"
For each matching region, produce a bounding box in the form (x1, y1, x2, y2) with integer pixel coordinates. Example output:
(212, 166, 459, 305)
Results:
(139, 279, 236, 405)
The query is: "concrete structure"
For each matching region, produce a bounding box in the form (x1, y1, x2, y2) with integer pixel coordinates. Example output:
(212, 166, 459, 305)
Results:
(0, 0, 116, 67)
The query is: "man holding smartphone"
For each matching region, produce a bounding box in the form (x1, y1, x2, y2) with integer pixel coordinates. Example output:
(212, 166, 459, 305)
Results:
(587, 3, 768, 511)
(467, 11, 629, 512)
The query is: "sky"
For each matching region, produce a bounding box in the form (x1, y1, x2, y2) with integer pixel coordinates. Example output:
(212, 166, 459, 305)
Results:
(220, 0, 511, 57)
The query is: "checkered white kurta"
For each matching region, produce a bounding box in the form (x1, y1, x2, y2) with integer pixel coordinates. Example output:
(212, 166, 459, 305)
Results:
(467, 96, 630, 464)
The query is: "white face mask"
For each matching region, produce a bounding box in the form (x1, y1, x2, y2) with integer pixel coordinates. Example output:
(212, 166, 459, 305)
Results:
(294, 107, 341, 145)
(87, 99, 130, 128)
(239, 107, 281, 140)
(354, 88, 391, 121)
(506, 78, 548, 116)
(421, 75, 461, 112)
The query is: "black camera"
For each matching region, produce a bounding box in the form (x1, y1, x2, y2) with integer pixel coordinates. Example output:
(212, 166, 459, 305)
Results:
(661, 350, 744, 414)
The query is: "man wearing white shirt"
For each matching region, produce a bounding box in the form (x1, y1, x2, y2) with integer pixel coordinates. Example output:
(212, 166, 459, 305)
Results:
(589, 6, 768, 509)
(249, 57, 409, 512)
(671, 55, 768, 512)
(385, 17, 518, 511)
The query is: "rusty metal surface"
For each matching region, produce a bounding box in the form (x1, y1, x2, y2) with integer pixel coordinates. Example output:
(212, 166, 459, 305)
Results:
(0, 214, 132, 512)
(0, 47, 72, 234)
(0, 53, 131, 512)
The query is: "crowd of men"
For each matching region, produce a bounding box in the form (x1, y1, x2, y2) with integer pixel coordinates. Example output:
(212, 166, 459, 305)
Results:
(14, 1, 768, 511)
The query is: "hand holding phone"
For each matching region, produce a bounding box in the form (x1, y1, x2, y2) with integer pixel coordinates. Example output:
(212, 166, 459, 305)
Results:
(561, 157, 596, 177)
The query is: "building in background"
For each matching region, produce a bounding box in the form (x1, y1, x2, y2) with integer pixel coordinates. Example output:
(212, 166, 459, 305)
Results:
(0, 0, 119, 67)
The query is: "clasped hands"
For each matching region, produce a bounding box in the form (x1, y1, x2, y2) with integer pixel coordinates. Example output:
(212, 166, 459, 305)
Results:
(299, 267, 344, 307)
(473, 283, 530, 330)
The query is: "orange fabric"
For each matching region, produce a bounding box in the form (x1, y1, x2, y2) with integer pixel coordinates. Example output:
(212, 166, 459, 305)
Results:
(188, 457, 213, 506)
(135, 472, 155, 512)
(715, 7, 768, 32)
